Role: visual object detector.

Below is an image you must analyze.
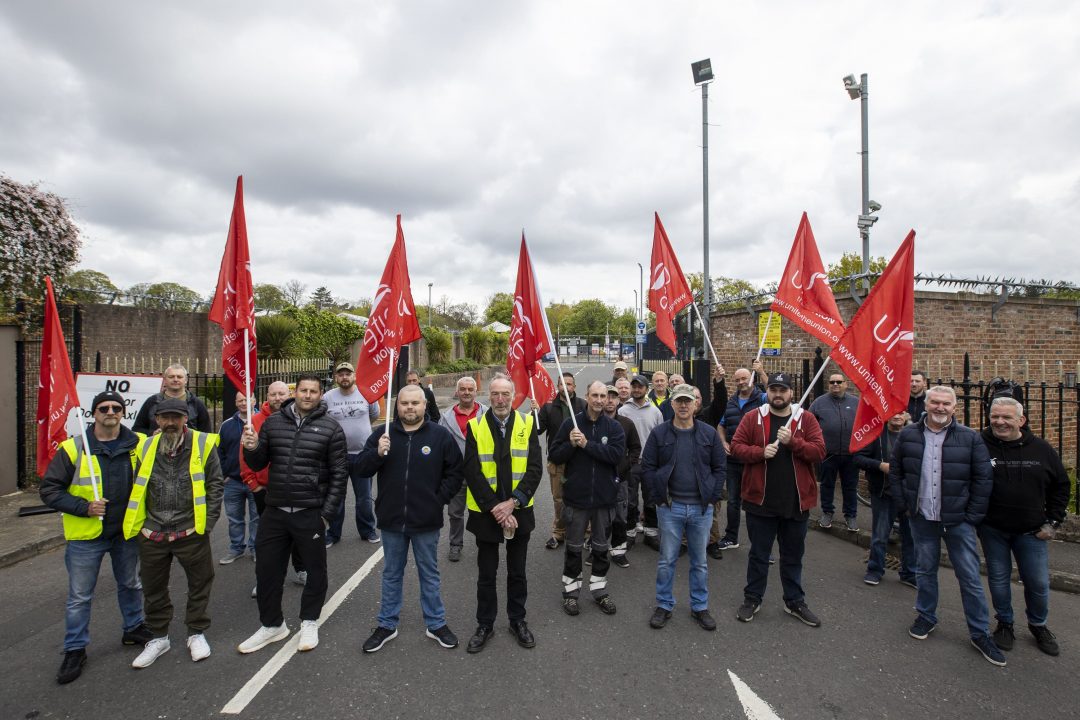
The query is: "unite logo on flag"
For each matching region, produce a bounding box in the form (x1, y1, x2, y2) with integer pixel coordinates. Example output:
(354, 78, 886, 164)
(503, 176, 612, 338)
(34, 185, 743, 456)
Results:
(649, 213, 693, 354)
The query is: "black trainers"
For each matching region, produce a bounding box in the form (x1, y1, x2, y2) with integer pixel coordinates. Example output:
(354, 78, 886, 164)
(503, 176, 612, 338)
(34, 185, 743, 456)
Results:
(56, 649, 86, 684)
(122, 623, 154, 646)
(706, 543, 723, 560)
(691, 609, 717, 631)
(971, 635, 1007, 667)
(595, 595, 617, 615)
(908, 616, 936, 640)
(362, 626, 398, 653)
(649, 607, 672, 629)
(736, 599, 761, 623)
(610, 553, 629, 568)
(1029, 624, 1059, 656)
(717, 538, 740, 551)
(562, 597, 580, 616)
(785, 602, 821, 627)
(425, 625, 458, 649)
(545, 536, 561, 550)
(992, 621, 1015, 651)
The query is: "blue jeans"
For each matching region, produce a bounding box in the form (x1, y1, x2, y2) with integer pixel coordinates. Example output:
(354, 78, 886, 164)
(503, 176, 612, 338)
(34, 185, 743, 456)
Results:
(377, 529, 446, 631)
(909, 513, 990, 639)
(723, 462, 743, 542)
(64, 534, 144, 651)
(223, 477, 258, 554)
(867, 494, 915, 580)
(743, 512, 808, 606)
(328, 454, 376, 542)
(978, 524, 1050, 626)
(818, 454, 859, 518)
(656, 502, 713, 612)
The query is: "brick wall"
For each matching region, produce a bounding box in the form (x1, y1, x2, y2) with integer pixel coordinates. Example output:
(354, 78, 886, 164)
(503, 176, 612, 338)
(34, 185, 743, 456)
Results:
(78, 304, 222, 372)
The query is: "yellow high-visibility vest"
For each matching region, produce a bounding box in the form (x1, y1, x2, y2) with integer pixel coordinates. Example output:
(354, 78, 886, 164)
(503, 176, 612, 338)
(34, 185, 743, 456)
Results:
(57, 433, 145, 541)
(466, 411, 534, 512)
(122, 430, 219, 540)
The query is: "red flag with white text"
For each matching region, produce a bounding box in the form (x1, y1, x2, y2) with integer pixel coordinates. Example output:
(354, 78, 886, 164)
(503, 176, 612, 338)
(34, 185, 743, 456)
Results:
(831, 231, 916, 453)
(355, 214, 423, 403)
(209, 175, 257, 394)
(770, 213, 846, 347)
(648, 213, 693, 354)
(36, 276, 79, 476)
(507, 233, 557, 409)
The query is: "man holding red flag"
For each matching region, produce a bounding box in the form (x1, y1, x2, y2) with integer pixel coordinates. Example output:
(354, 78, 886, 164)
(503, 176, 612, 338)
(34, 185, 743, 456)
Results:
(355, 215, 422, 405)
(209, 175, 257, 404)
(649, 213, 693, 355)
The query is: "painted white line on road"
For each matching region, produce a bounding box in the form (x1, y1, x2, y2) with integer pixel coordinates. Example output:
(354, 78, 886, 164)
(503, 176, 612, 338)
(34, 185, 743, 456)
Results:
(221, 548, 384, 715)
(728, 670, 783, 720)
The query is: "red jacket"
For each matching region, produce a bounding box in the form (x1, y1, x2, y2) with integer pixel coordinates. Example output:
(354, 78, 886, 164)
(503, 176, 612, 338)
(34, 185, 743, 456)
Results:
(730, 404, 825, 512)
(240, 401, 273, 490)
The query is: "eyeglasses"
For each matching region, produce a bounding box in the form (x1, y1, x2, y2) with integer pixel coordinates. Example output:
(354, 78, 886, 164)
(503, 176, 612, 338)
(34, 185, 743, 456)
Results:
(96, 405, 125, 414)
(828, 381, 844, 385)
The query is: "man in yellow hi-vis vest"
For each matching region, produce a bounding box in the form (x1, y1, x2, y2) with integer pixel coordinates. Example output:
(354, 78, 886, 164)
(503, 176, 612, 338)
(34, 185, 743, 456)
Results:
(40, 390, 152, 684)
(462, 375, 542, 653)
(126, 398, 224, 669)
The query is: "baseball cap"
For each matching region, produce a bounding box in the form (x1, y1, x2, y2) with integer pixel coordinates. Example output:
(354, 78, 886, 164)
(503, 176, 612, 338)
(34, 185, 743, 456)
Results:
(91, 390, 125, 412)
(334, 361, 354, 372)
(767, 372, 792, 389)
(669, 384, 696, 401)
(154, 397, 188, 416)
(613, 361, 628, 371)
(630, 374, 648, 386)
(605, 384, 619, 395)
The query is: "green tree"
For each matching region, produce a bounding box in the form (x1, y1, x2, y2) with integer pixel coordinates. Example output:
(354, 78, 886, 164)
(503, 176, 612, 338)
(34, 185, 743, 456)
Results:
(827, 251, 888, 292)
(253, 283, 288, 311)
(62, 269, 119, 304)
(346, 297, 373, 317)
(255, 314, 299, 359)
(687, 272, 766, 309)
(483, 292, 514, 325)
(610, 308, 637, 336)
(281, 279, 307, 307)
(308, 286, 335, 311)
(545, 302, 572, 337)
(563, 299, 617, 336)
(462, 326, 491, 363)
(284, 306, 362, 364)
(435, 295, 478, 329)
(422, 325, 453, 366)
(129, 282, 204, 311)
(488, 331, 508, 365)
(1, 174, 81, 308)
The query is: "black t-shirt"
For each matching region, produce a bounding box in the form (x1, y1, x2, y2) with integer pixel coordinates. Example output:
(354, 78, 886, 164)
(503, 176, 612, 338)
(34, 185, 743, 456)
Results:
(744, 411, 807, 520)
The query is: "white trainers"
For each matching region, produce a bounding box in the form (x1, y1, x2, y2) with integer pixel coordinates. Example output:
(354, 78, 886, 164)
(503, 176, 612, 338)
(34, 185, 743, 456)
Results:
(187, 633, 211, 662)
(238, 624, 290, 654)
(297, 620, 319, 652)
(132, 637, 171, 668)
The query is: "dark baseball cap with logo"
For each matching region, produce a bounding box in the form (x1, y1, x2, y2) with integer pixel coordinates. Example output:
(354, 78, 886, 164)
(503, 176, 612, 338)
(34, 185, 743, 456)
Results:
(154, 397, 189, 416)
(767, 372, 792, 390)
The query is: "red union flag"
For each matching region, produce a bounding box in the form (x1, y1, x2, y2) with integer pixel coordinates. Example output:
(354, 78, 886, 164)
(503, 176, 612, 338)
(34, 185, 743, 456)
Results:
(356, 214, 422, 403)
(507, 234, 557, 409)
(649, 212, 693, 354)
(209, 175, 257, 394)
(832, 230, 916, 453)
(36, 276, 79, 476)
(771, 212, 845, 346)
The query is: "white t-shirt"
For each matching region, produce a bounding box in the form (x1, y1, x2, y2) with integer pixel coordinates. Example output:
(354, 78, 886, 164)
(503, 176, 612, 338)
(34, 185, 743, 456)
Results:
(323, 387, 380, 453)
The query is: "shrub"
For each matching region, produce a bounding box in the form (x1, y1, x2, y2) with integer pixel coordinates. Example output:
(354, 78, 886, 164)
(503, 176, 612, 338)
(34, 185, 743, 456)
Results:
(423, 326, 452, 365)
(462, 326, 490, 363)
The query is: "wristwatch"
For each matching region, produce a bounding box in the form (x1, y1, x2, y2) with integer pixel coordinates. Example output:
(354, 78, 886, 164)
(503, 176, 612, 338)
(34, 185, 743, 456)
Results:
(513, 498, 522, 509)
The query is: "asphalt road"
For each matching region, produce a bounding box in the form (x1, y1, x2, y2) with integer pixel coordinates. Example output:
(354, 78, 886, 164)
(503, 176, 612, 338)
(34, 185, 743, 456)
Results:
(3, 362, 1078, 719)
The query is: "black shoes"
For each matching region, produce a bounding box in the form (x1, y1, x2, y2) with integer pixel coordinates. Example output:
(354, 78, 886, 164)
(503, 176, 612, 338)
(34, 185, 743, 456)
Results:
(691, 609, 717, 631)
(545, 537, 562, 550)
(466, 626, 494, 654)
(736, 599, 761, 623)
(509, 621, 535, 648)
(122, 623, 154, 646)
(56, 649, 86, 684)
(595, 595, 617, 615)
(610, 553, 630, 569)
(425, 625, 459, 649)
(706, 543, 723, 560)
(1029, 624, 1060, 656)
(362, 627, 398, 653)
(785, 602, 821, 627)
(562, 597, 580, 616)
(992, 621, 1015, 651)
(649, 607, 672, 629)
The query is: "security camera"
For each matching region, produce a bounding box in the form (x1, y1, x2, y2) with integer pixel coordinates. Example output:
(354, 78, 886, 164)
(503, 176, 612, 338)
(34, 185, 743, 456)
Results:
(843, 74, 861, 100)
(868, 200, 882, 212)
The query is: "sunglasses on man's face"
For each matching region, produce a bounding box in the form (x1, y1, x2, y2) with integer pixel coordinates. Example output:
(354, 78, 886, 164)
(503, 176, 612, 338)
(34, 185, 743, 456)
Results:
(96, 405, 125, 414)
(828, 381, 844, 385)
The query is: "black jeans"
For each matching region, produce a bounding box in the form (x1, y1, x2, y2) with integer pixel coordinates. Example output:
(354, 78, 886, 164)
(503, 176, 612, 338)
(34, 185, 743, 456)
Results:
(475, 533, 529, 626)
(743, 511, 808, 606)
(253, 491, 305, 573)
(255, 507, 328, 626)
(723, 461, 744, 541)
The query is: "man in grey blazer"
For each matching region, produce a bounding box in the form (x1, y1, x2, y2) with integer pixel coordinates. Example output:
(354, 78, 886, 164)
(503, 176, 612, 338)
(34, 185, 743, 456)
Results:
(438, 376, 488, 562)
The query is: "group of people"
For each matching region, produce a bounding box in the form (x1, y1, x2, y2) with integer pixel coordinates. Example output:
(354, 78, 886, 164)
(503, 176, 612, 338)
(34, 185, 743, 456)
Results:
(41, 359, 1070, 684)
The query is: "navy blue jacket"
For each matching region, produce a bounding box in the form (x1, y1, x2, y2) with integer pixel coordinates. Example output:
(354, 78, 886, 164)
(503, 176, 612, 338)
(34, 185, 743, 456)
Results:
(218, 410, 258, 480)
(719, 389, 766, 460)
(853, 428, 901, 497)
(888, 419, 993, 525)
(355, 419, 463, 534)
(808, 392, 858, 456)
(549, 411, 625, 509)
(641, 420, 726, 507)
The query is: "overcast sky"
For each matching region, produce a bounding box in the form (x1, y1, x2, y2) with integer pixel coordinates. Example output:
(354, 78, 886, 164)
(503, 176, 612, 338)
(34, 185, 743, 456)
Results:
(3, 1, 1077, 315)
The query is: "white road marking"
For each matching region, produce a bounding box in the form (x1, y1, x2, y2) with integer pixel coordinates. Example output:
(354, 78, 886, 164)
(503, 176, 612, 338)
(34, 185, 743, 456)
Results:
(728, 670, 783, 720)
(221, 548, 384, 715)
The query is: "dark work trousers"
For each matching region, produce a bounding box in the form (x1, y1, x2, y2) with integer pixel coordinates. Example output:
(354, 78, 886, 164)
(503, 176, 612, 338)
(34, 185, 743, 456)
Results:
(609, 481, 629, 555)
(562, 505, 614, 599)
(255, 507, 328, 626)
(625, 470, 641, 529)
(723, 461, 745, 542)
(138, 532, 214, 637)
(475, 533, 530, 627)
(253, 491, 305, 573)
(743, 511, 808, 607)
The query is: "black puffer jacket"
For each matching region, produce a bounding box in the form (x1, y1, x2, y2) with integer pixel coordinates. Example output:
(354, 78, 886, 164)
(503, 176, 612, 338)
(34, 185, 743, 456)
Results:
(243, 399, 348, 520)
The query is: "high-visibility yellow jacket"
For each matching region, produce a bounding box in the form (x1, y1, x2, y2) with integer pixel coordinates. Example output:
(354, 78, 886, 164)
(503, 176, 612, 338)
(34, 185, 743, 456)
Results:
(466, 411, 534, 511)
(55, 434, 144, 540)
(122, 430, 219, 539)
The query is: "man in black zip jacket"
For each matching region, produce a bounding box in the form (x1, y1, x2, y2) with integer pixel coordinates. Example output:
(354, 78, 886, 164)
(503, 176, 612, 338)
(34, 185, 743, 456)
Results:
(809, 372, 859, 532)
(978, 397, 1069, 657)
(549, 380, 625, 617)
(356, 384, 464, 653)
(240, 374, 348, 655)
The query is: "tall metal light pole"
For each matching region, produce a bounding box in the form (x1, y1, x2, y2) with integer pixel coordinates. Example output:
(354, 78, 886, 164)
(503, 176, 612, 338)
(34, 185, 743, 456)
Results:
(692, 59, 714, 359)
(843, 73, 879, 292)
(427, 282, 433, 327)
(636, 262, 644, 364)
